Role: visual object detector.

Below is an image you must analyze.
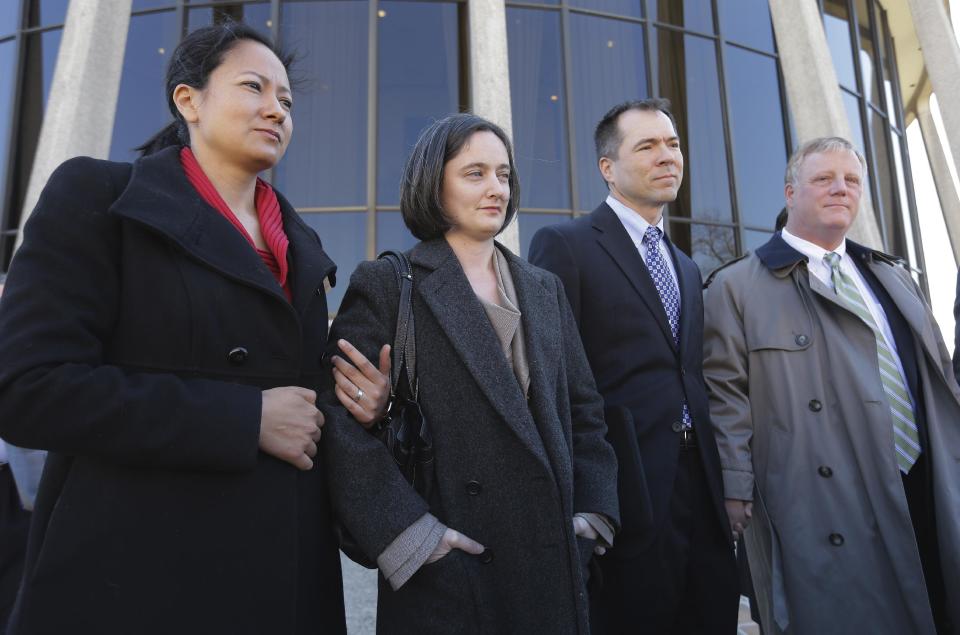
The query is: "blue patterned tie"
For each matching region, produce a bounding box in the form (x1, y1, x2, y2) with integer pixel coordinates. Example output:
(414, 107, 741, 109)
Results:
(643, 226, 692, 429)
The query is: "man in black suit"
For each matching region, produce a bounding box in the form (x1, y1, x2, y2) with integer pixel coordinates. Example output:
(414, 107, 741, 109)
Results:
(529, 99, 738, 633)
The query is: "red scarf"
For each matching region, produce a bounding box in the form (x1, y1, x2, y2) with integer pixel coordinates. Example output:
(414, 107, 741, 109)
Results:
(179, 147, 291, 301)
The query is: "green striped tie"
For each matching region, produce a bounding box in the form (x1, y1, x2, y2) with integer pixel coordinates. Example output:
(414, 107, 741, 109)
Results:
(824, 252, 920, 473)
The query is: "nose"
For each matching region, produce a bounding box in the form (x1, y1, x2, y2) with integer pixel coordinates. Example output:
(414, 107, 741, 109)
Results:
(486, 174, 509, 200)
(828, 176, 848, 195)
(263, 94, 286, 125)
(656, 144, 678, 165)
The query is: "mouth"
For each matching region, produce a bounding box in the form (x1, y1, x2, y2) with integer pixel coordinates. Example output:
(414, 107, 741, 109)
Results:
(255, 128, 282, 143)
(654, 174, 678, 182)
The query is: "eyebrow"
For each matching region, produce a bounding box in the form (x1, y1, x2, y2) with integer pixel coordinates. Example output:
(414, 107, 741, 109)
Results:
(461, 162, 511, 171)
(239, 70, 291, 94)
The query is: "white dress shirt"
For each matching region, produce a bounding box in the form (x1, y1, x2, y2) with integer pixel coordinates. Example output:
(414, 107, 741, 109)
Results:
(606, 195, 680, 307)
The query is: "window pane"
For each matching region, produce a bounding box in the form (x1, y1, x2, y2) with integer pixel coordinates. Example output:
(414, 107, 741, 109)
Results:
(0, 1, 18, 34)
(376, 211, 419, 254)
(0, 40, 15, 224)
(569, 0, 641, 19)
(855, 0, 881, 106)
(841, 90, 866, 157)
(188, 3, 273, 37)
(875, 4, 898, 122)
(30, 0, 68, 27)
(301, 212, 367, 315)
(718, 0, 774, 52)
(570, 14, 647, 211)
(869, 107, 896, 242)
(653, 30, 731, 222)
(377, 1, 460, 206)
(823, 0, 856, 91)
(518, 212, 570, 259)
(273, 0, 368, 208)
(889, 132, 915, 263)
(507, 8, 570, 210)
(133, 0, 178, 10)
(109, 11, 180, 162)
(38, 28, 61, 110)
(646, 0, 713, 33)
(744, 228, 773, 252)
(669, 222, 736, 275)
(724, 46, 787, 230)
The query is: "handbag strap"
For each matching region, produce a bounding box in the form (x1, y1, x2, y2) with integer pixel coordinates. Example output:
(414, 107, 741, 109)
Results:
(377, 250, 417, 398)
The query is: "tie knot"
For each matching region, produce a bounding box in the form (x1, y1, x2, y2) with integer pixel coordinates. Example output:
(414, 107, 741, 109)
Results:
(643, 225, 662, 247)
(823, 251, 841, 271)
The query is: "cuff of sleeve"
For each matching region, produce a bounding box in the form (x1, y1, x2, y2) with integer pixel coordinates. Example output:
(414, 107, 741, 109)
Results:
(722, 468, 754, 501)
(377, 513, 447, 590)
(576, 512, 615, 547)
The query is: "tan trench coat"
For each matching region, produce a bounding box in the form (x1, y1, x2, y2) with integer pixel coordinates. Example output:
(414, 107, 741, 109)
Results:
(702, 236, 960, 635)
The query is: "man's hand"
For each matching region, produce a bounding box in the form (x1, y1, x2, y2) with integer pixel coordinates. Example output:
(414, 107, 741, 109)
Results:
(332, 340, 391, 428)
(426, 528, 485, 564)
(725, 498, 753, 539)
(573, 515, 606, 555)
(259, 387, 324, 470)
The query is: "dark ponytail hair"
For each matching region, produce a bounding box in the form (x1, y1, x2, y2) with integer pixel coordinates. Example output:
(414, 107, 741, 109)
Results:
(137, 21, 294, 156)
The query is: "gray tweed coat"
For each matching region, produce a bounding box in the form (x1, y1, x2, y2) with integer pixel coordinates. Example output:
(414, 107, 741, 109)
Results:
(322, 238, 619, 634)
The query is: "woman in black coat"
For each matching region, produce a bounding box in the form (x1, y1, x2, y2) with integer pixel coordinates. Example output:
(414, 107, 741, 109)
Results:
(323, 114, 620, 634)
(0, 23, 387, 634)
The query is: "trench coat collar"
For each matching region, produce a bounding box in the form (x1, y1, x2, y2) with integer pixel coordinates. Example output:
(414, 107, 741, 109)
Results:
(107, 146, 336, 316)
(590, 202, 677, 351)
(755, 231, 806, 277)
(408, 238, 552, 473)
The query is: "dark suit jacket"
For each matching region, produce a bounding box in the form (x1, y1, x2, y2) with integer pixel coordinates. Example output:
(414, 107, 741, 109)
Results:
(0, 148, 345, 634)
(322, 239, 618, 635)
(529, 202, 730, 556)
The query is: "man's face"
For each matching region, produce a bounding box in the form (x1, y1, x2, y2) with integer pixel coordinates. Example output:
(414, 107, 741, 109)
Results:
(785, 150, 863, 245)
(599, 109, 684, 215)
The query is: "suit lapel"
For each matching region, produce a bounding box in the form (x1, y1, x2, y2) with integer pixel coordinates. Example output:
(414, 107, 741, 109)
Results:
(667, 236, 698, 359)
(591, 204, 676, 350)
(412, 241, 551, 470)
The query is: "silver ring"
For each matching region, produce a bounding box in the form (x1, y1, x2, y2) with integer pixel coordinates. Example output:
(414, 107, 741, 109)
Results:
(353, 388, 364, 403)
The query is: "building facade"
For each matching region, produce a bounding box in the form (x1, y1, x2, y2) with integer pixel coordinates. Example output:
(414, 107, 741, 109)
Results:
(1, 0, 957, 315)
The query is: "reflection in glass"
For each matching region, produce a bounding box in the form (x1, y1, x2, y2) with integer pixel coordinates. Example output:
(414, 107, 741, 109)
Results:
(855, 0, 881, 105)
(377, 2, 460, 206)
(274, 1, 368, 208)
(718, 0, 774, 52)
(0, 1, 18, 35)
(653, 29, 731, 222)
(31, 0, 68, 27)
(723, 46, 787, 230)
(841, 90, 865, 156)
(187, 3, 273, 37)
(743, 228, 773, 253)
(109, 11, 180, 162)
(568, 0, 641, 19)
(0, 40, 15, 229)
(518, 213, 570, 259)
(670, 222, 736, 275)
(645, 0, 713, 34)
(376, 211, 419, 254)
(823, 0, 856, 90)
(570, 14, 646, 211)
(301, 212, 367, 315)
(507, 8, 570, 210)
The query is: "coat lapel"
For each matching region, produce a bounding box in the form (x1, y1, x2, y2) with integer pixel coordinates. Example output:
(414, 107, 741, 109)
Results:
(411, 240, 551, 470)
(591, 204, 676, 350)
(280, 198, 337, 316)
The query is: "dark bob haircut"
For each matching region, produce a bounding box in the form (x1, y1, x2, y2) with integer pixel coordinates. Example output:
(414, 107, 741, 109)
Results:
(594, 97, 677, 163)
(400, 113, 520, 241)
(137, 21, 294, 156)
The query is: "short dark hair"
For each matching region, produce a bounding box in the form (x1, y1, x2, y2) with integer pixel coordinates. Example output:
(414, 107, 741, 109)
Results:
(400, 113, 520, 241)
(594, 98, 677, 164)
(137, 21, 294, 156)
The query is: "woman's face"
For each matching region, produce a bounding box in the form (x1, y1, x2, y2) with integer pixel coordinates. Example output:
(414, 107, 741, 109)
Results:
(180, 39, 293, 175)
(441, 130, 511, 243)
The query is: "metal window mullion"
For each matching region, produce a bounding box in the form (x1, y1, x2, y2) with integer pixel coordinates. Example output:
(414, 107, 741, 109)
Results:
(559, 2, 578, 215)
(366, 0, 379, 260)
(1, 0, 30, 268)
(265, 0, 280, 184)
(712, 0, 742, 255)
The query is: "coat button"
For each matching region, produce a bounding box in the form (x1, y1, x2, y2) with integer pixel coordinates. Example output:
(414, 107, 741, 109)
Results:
(818, 466, 833, 478)
(829, 533, 844, 546)
(465, 480, 482, 496)
(680, 367, 687, 377)
(227, 347, 249, 365)
(479, 549, 494, 564)
(671, 421, 683, 433)
(808, 399, 822, 412)
(795, 334, 809, 346)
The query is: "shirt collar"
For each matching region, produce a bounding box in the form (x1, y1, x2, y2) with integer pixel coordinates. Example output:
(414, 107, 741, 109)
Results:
(781, 227, 847, 266)
(606, 194, 665, 246)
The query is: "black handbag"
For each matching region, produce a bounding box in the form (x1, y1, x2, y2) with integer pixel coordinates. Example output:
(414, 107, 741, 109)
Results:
(374, 250, 434, 499)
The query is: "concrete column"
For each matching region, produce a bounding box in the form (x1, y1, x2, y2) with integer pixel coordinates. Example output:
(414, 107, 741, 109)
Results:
(16, 0, 132, 249)
(917, 96, 960, 264)
(468, 0, 519, 254)
(906, 0, 960, 180)
(768, 0, 885, 249)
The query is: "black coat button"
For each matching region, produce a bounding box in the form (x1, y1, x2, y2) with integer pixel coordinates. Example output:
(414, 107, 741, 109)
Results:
(465, 480, 482, 496)
(480, 549, 494, 564)
(808, 399, 822, 412)
(227, 347, 249, 365)
(818, 466, 833, 478)
(795, 334, 809, 346)
(671, 421, 683, 433)
(680, 367, 687, 377)
(829, 533, 844, 546)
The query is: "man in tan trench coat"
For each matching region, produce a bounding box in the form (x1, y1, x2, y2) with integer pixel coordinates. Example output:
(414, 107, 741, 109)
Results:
(703, 137, 960, 634)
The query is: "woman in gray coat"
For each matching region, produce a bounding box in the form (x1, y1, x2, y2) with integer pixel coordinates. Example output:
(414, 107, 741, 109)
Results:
(322, 114, 619, 634)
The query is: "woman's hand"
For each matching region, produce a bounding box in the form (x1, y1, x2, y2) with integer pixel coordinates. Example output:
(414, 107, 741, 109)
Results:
(331, 339, 391, 428)
(260, 386, 324, 470)
(426, 528, 485, 564)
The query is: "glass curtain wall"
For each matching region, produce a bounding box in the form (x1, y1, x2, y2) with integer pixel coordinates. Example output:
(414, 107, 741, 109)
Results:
(505, 0, 792, 274)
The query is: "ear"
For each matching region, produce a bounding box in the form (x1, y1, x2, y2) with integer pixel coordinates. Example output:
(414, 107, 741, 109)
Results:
(598, 157, 614, 185)
(173, 84, 200, 124)
(784, 182, 794, 208)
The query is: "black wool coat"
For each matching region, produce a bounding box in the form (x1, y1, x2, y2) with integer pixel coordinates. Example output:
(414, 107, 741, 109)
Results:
(322, 239, 620, 635)
(0, 147, 345, 634)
